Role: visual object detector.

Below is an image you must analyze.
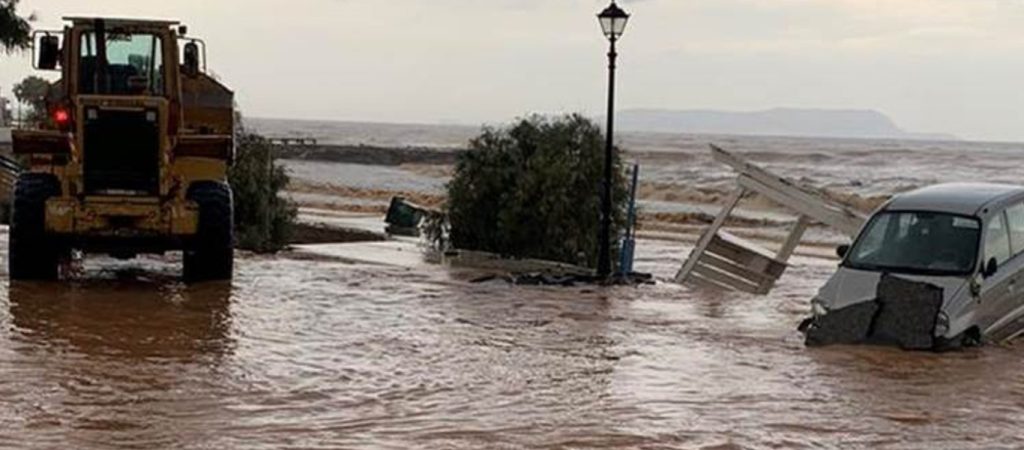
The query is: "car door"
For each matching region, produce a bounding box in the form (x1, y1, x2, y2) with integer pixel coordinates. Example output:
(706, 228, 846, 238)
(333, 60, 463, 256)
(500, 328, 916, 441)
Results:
(991, 203, 1024, 338)
(979, 211, 1016, 336)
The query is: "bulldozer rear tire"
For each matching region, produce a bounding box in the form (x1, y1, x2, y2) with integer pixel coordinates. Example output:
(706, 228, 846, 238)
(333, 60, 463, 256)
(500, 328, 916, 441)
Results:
(183, 181, 234, 282)
(9, 174, 61, 281)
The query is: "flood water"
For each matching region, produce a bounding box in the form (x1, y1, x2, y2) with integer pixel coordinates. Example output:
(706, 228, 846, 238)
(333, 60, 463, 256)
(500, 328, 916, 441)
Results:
(2, 234, 1023, 449)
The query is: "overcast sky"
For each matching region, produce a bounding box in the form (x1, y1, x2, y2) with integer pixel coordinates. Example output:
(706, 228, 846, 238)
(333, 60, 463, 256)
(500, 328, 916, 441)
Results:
(2, 0, 1024, 141)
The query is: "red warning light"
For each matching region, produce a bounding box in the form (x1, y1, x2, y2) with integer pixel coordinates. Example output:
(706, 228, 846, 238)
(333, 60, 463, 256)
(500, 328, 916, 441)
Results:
(54, 108, 70, 125)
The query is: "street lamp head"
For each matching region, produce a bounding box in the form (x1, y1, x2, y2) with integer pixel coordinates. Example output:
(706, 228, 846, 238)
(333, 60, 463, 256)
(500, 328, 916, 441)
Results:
(598, 1, 630, 41)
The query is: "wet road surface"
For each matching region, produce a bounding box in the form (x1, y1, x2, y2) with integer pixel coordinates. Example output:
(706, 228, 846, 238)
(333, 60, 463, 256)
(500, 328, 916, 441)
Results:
(1, 237, 1023, 449)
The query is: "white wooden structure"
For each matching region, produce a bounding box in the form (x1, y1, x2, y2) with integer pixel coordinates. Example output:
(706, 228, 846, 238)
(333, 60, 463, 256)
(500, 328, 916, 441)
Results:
(675, 144, 868, 295)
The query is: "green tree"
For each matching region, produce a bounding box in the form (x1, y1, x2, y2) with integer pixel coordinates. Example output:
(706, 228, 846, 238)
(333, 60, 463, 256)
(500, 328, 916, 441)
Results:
(446, 114, 628, 268)
(0, 0, 33, 53)
(229, 127, 297, 253)
(12, 75, 49, 122)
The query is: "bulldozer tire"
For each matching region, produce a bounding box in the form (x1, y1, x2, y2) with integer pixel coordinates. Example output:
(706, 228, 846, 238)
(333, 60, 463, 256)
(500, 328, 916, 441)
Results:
(183, 181, 234, 282)
(9, 174, 61, 281)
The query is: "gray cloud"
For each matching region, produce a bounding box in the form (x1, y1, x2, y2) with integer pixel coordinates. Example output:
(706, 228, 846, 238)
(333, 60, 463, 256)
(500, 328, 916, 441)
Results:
(1, 0, 1022, 141)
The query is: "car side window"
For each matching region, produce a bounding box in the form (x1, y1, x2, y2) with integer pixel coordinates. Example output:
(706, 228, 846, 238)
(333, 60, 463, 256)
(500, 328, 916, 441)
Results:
(1006, 203, 1024, 256)
(984, 212, 1012, 265)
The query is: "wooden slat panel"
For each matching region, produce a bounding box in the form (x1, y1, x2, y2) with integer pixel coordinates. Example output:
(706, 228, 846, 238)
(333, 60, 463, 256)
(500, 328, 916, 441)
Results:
(674, 188, 746, 283)
(688, 271, 739, 293)
(716, 229, 778, 260)
(706, 233, 787, 278)
(736, 174, 863, 237)
(777, 215, 811, 261)
(676, 144, 866, 294)
(699, 251, 778, 286)
(692, 262, 760, 294)
(711, 144, 866, 236)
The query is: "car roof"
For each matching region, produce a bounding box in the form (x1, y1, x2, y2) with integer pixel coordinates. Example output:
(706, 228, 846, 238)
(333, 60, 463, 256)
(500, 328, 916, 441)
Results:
(884, 183, 1024, 217)
(64, 17, 180, 27)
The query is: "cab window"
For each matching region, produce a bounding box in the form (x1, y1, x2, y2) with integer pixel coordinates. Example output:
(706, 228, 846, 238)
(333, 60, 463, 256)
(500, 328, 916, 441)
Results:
(79, 31, 164, 96)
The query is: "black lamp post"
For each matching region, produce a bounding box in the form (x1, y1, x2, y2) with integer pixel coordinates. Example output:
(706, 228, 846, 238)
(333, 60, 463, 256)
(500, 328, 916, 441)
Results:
(596, 1, 630, 278)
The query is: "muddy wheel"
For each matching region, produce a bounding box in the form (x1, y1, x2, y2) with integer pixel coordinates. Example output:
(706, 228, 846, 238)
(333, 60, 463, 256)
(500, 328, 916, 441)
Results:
(9, 173, 61, 281)
(183, 181, 234, 282)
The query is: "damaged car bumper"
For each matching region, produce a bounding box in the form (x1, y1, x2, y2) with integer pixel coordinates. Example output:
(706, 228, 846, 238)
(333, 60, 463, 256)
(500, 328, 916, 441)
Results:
(801, 274, 959, 350)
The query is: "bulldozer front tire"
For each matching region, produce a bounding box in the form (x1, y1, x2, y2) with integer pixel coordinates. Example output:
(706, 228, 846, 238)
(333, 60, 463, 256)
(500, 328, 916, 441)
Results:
(9, 174, 61, 281)
(184, 181, 234, 282)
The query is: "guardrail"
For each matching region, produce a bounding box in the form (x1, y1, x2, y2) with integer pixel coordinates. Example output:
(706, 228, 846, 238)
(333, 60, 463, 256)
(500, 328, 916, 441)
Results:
(0, 154, 22, 223)
(267, 137, 319, 146)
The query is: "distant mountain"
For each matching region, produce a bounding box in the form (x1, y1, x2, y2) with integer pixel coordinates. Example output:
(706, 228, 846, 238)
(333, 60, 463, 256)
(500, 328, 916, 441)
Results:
(616, 108, 957, 141)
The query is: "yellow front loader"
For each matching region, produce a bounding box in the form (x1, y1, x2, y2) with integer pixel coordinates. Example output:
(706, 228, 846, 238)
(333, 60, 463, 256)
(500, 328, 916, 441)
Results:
(11, 17, 235, 282)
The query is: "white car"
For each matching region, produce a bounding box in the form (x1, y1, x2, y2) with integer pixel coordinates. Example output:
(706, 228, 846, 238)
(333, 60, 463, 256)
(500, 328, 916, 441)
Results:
(803, 183, 1024, 350)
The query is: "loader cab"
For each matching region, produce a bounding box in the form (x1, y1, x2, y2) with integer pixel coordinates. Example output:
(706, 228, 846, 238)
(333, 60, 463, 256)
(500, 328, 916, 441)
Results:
(77, 30, 167, 97)
(63, 18, 182, 102)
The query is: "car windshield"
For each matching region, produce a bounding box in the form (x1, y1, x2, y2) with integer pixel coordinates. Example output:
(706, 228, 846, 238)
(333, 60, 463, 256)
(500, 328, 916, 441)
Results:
(845, 211, 981, 276)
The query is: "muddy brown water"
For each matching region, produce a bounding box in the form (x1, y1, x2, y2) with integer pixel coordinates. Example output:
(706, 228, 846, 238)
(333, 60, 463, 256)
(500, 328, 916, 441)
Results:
(1, 238, 1023, 449)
